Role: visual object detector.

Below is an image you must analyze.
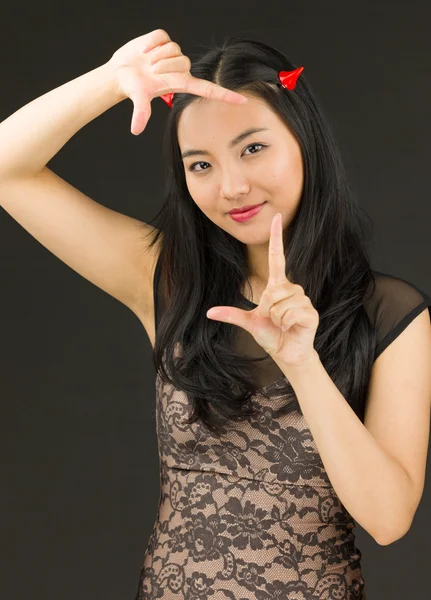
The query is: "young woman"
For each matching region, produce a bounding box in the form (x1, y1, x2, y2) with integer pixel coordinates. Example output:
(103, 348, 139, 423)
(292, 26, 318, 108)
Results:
(1, 28, 430, 600)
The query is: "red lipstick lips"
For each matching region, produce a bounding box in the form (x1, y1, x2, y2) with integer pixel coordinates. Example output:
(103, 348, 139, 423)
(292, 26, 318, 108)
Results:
(228, 202, 266, 223)
(228, 202, 264, 214)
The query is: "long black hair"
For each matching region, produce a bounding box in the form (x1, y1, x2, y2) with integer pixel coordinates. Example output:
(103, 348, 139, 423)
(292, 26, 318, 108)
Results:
(142, 36, 377, 435)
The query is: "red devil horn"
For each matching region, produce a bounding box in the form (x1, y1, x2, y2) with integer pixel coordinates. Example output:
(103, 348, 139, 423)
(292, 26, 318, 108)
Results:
(278, 66, 304, 90)
(160, 93, 174, 108)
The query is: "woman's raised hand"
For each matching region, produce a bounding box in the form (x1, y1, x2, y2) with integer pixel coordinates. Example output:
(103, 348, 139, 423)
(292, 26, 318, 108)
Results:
(108, 29, 248, 136)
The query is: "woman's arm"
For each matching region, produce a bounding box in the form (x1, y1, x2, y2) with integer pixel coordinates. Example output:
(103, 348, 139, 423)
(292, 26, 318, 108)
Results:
(0, 62, 155, 316)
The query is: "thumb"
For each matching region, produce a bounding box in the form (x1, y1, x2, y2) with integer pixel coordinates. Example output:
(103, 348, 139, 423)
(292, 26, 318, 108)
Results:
(130, 95, 152, 135)
(206, 306, 251, 333)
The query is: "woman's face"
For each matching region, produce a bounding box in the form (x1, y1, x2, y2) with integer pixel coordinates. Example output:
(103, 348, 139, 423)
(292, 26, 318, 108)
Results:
(177, 93, 304, 250)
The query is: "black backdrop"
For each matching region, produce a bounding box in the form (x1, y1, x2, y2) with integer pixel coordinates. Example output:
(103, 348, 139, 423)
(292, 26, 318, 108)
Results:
(1, 1, 430, 598)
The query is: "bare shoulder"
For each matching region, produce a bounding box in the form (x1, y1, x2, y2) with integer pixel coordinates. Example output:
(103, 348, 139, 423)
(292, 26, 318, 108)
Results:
(131, 223, 163, 349)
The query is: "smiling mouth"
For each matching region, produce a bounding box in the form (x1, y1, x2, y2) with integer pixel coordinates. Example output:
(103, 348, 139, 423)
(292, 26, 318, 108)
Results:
(228, 202, 266, 214)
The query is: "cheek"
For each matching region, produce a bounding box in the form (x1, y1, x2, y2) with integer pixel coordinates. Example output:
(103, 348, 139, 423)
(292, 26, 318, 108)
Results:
(270, 153, 303, 196)
(186, 175, 216, 210)
(186, 182, 214, 215)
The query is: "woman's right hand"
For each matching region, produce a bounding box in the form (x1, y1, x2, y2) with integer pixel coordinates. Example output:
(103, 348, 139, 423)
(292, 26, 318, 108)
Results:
(107, 29, 248, 136)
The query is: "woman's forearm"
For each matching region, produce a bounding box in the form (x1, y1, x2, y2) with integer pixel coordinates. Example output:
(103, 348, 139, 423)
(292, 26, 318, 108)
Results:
(0, 62, 126, 179)
(279, 351, 414, 545)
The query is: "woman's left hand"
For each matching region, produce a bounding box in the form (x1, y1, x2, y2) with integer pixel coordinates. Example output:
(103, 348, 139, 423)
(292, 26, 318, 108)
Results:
(206, 212, 320, 368)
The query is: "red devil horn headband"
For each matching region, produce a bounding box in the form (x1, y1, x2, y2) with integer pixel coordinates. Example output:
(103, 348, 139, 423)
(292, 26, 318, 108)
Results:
(160, 65, 304, 108)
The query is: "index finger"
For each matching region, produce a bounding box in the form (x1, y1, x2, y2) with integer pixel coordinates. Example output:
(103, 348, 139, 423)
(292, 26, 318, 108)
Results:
(268, 212, 286, 285)
(186, 75, 248, 105)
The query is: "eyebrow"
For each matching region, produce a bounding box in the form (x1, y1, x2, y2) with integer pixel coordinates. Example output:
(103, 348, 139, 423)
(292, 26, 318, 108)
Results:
(180, 127, 269, 160)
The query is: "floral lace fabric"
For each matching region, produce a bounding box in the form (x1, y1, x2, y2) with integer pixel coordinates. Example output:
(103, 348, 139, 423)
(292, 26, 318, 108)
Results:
(135, 371, 366, 599)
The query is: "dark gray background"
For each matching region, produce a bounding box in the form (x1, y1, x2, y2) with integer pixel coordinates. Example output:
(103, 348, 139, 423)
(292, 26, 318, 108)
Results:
(1, 1, 430, 598)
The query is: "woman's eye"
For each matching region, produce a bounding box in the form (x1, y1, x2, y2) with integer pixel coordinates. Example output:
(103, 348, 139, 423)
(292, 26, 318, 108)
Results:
(188, 143, 266, 173)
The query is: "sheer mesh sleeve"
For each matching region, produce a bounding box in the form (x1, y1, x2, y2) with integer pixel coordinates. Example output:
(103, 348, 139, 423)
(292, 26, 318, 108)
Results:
(364, 270, 431, 362)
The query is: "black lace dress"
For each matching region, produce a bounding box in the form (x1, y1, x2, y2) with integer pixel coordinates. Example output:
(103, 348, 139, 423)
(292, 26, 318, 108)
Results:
(135, 263, 431, 600)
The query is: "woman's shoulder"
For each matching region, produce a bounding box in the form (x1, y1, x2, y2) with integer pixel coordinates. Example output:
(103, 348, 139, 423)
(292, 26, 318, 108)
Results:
(365, 269, 431, 359)
(367, 269, 431, 312)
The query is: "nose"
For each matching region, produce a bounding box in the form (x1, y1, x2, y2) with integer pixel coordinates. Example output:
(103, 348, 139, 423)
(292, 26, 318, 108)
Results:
(220, 164, 251, 201)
